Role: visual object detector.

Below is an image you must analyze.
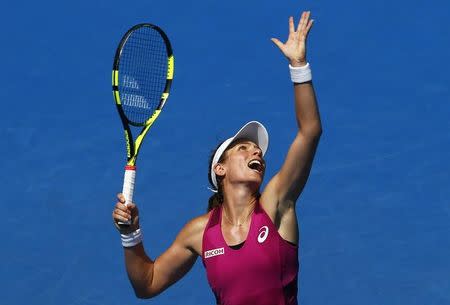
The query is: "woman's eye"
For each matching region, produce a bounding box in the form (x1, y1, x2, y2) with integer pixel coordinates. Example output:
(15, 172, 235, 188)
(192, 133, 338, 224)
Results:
(238, 145, 247, 150)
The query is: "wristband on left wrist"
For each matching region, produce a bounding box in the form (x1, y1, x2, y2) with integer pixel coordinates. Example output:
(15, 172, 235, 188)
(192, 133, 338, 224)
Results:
(289, 62, 312, 83)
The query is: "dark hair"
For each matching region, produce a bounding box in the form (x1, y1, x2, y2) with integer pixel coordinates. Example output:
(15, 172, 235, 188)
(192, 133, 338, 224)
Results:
(207, 142, 227, 211)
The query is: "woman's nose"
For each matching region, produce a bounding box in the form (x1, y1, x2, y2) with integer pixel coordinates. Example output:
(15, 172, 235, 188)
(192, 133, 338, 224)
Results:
(252, 147, 262, 156)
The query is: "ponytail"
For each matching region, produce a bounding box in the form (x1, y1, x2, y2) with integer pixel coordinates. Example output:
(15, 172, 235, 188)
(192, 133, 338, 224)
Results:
(207, 189, 223, 212)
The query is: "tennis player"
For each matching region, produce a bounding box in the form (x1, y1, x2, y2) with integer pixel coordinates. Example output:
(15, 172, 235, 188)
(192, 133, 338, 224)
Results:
(112, 11, 321, 305)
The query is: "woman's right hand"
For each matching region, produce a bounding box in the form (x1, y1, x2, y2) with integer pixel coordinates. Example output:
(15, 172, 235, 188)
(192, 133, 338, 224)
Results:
(112, 193, 140, 234)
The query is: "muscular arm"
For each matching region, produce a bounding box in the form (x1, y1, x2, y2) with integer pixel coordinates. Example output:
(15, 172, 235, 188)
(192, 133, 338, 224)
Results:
(261, 12, 321, 240)
(262, 77, 321, 220)
(274, 78, 321, 204)
(122, 215, 207, 298)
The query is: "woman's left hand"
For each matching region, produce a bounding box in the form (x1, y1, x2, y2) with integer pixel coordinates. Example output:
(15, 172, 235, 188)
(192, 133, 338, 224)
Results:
(271, 11, 314, 67)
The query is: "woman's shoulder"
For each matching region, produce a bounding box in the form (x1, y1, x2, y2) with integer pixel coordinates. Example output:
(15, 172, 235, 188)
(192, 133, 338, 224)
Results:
(177, 210, 212, 255)
(184, 211, 212, 234)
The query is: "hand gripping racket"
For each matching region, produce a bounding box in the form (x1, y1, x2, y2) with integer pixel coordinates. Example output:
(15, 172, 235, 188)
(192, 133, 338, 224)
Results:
(112, 23, 174, 224)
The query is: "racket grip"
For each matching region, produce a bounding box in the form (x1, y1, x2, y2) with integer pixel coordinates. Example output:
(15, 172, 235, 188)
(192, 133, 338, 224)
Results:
(119, 165, 136, 225)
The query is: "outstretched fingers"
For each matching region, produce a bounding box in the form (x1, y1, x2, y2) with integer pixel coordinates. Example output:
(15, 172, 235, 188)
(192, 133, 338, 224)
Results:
(306, 19, 314, 34)
(296, 11, 314, 38)
(289, 16, 295, 34)
(272, 10, 314, 64)
(271, 37, 284, 50)
(296, 11, 309, 32)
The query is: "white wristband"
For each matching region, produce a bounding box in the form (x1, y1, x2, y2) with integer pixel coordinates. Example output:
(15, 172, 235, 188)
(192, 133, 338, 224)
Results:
(289, 63, 312, 83)
(121, 228, 143, 248)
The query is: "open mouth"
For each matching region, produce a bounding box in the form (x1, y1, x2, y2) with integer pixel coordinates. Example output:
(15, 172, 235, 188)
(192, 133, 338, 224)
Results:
(248, 159, 264, 173)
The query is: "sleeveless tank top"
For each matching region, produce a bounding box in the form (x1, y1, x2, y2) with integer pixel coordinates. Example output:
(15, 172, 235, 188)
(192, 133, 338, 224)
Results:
(202, 202, 299, 305)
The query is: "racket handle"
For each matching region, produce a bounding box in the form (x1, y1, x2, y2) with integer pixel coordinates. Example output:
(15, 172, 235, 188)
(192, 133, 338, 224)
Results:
(119, 165, 136, 225)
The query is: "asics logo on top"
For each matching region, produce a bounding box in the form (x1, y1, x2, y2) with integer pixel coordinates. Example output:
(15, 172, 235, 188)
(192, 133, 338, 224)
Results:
(257, 226, 269, 243)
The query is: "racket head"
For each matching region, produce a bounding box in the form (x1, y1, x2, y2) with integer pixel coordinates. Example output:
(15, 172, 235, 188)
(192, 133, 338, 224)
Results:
(112, 23, 174, 127)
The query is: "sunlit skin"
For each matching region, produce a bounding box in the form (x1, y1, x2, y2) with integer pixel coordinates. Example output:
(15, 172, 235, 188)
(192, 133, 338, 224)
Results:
(213, 139, 266, 245)
(215, 140, 265, 197)
(112, 11, 321, 299)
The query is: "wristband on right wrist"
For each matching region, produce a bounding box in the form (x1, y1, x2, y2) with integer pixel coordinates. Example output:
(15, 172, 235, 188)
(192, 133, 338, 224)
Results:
(289, 63, 312, 83)
(121, 228, 143, 248)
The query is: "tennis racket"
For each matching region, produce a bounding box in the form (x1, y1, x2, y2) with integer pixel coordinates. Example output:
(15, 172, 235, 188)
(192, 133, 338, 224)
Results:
(112, 23, 174, 224)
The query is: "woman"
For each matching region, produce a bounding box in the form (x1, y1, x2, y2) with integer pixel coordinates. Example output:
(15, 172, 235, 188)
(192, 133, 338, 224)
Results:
(112, 11, 321, 305)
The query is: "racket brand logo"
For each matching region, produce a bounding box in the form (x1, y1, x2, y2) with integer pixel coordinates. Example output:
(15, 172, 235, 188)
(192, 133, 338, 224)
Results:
(257, 226, 269, 243)
(122, 75, 140, 89)
(122, 93, 150, 109)
(204, 247, 225, 259)
(124, 131, 131, 158)
(167, 56, 174, 79)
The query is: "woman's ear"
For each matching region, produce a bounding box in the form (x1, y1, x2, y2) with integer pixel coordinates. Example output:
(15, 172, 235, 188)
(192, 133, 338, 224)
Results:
(213, 163, 226, 178)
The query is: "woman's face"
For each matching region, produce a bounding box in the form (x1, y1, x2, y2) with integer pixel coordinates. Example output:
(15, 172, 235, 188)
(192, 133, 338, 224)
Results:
(216, 139, 266, 187)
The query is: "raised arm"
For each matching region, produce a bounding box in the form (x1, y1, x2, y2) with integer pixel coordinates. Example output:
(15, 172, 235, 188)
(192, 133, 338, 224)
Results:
(262, 12, 322, 219)
(112, 195, 205, 298)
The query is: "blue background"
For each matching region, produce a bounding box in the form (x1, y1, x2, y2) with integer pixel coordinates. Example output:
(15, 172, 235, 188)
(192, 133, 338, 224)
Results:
(1, 0, 449, 304)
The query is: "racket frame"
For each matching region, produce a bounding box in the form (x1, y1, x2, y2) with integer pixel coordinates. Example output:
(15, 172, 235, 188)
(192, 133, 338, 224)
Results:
(112, 23, 174, 167)
(112, 23, 174, 223)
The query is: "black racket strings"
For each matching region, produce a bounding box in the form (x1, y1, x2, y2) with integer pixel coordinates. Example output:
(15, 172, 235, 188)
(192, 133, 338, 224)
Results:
(119, 27, 168, 125)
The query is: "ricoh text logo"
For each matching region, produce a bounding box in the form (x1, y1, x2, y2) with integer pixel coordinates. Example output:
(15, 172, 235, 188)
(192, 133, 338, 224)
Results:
(204, 247, 225, 259)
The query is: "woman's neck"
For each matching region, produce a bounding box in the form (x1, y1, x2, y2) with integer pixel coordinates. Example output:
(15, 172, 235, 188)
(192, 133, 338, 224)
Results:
(222, 184, 259, 226)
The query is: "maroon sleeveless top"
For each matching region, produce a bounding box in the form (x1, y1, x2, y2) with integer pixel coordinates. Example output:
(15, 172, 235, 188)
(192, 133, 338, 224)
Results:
(202, 202, 299, 305)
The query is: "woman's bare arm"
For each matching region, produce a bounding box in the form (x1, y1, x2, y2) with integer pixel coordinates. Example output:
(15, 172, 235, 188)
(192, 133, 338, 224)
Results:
(113, 195, 207, 298)
(261, 12, 322, 240)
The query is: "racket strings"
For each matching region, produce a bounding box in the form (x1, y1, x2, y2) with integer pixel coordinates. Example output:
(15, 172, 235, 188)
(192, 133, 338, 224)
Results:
(119, 26, 168, 125)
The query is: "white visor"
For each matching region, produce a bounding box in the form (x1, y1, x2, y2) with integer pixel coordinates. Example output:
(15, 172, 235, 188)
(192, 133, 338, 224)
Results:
(210, 121, 269, 190)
